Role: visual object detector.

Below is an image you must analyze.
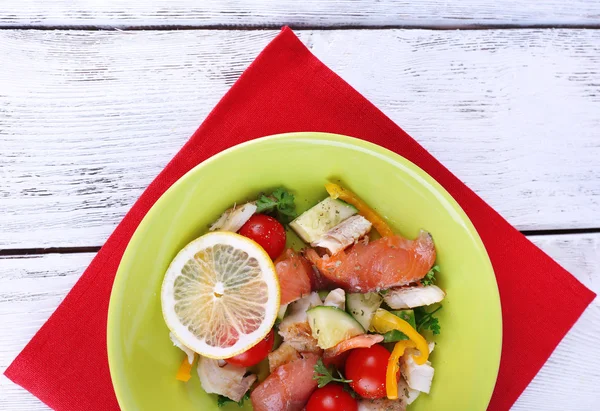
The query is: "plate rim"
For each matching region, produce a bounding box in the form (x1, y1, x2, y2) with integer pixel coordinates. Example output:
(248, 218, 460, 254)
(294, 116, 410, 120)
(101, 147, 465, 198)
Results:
(107, 131, 502, 410)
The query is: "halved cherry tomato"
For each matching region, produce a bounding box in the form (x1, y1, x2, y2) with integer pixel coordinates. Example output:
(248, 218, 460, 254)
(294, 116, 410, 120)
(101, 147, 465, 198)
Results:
(345, 344, 390, 399)
(306, 383, 358, 411)
(239, 214, 286, 260)
(225, 330, 274, 367)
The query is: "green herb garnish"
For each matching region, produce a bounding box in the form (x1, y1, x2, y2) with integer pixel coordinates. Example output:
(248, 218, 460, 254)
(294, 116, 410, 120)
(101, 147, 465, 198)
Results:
(255, 188, 297, 224)
(217, 392, 250, 407)
(382, 310, 416, 341)
(415, 305, 442, 335)
(342, 383, 359, 398)
(313, 359, 352, 388)
(421, 265, 440, 286)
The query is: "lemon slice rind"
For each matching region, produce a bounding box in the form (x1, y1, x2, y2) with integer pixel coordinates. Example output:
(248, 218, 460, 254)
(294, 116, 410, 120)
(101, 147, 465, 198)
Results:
(161, 232, 280, 359)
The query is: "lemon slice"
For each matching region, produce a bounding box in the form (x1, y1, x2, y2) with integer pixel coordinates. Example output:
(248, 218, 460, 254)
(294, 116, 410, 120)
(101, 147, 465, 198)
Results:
(161, 232, 280, 359)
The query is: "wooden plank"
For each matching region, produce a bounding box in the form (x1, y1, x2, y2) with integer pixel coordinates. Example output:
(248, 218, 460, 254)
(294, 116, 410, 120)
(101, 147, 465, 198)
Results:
(514, 235, 600, 411)
(529, 233, 600, 293)
(1, 0, 600, 28)
(0, 233, 598, 409)
(512, 299, 600, 411)
(0, 253, 94, 410)
(1, 29, 599, 249)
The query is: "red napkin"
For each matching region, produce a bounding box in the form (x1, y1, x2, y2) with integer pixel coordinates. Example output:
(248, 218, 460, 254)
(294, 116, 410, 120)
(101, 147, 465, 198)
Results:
(5, 27, 595, 411)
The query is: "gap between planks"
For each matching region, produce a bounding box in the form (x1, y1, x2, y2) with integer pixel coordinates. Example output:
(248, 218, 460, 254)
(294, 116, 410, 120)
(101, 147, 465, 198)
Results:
(2, 0, 600, 30)
(2, 24, 600, 31)
(1, 235, 598, 410)
(2, 228, 600, 256)
(2, 29, 599, 247)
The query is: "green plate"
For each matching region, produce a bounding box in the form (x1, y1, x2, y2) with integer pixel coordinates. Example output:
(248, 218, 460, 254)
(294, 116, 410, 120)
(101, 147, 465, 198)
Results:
(108, 132, 501, 411)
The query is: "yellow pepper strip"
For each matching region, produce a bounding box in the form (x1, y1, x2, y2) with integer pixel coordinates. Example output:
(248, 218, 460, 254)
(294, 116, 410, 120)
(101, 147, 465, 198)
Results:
(386, 340, 416, 399)
(325, 183, 395, 237)
(176, 353, 197, 382)
(371, 309, 429, 365)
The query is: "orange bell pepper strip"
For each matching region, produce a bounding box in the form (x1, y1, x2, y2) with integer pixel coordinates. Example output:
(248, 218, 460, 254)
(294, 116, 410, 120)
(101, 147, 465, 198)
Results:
(325, 183, 395, 237)
(176, 353, 197, 382)
(371, 309, 429, 365)
(386, 340, 416, 399)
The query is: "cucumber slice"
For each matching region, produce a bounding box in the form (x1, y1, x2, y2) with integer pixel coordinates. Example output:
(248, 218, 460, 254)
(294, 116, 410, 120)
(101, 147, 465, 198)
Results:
(381, 310, 416, 343)
(346, 292, 383, 331)
(275, 304, 288, 324)
(290, 197, 357, 243)
(307, 306, 365, 349)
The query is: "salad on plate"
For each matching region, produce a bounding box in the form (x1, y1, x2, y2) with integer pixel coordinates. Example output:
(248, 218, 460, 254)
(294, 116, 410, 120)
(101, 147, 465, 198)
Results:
(160, 183, 445, 411)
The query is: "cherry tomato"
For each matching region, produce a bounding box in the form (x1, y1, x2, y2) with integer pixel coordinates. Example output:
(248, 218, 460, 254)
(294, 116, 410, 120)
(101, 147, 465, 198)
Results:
(306, 384, 358, 411)
(225, 330, 274, 367)
(345, 344, 390, 399)
(239, 214, 286, 260)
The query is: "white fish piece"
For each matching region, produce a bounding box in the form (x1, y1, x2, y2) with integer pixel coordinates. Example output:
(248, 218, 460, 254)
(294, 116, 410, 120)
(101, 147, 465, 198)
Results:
(278, 292, 323, 353)
(279, 292, 322, 327)
(311, 215, 372, 254)
(384, 285, 445, 309)
(278, 322, 321, 353)
(267, 342, 300, 372)
(401, 348, 435, 394)
(169, 332, 195, 364)
(406, 388, 421, 405)
(197, 356, 256, 402)
(396, 377, 419, 405)
(209, 202, 257, 232)
(323, 288, 346, 310)
(401, 342, 435, 403)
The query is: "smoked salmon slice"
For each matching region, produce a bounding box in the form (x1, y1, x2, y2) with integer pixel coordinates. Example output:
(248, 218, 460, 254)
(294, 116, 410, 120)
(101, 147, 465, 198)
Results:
(306, 231, 436, 292)
(275, 249, 313, 305)
(250, 353, 319, 411)
(323, 334, 384, 359)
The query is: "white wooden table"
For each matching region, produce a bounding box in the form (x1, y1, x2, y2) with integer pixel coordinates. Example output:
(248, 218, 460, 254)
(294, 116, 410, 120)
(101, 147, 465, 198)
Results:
(1, 2, 599, 410)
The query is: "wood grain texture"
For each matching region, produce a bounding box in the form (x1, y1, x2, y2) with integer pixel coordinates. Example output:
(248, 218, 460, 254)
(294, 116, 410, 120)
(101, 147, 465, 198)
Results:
(513, 235, 600, 410)
(1, 0, 600, 28)
(1, 29, 599, 249)
(0, 253, 94, 410)
(0, 233, 598, 410)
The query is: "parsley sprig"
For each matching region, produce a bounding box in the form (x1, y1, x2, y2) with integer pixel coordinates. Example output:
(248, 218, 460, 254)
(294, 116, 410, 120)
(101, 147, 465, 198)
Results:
(415, 305, 442, 335)
(313, 359, 352, 388)
(217, 392, 250, 408)
(421, 265, 440, 286)
(255, 188, 297, 224)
